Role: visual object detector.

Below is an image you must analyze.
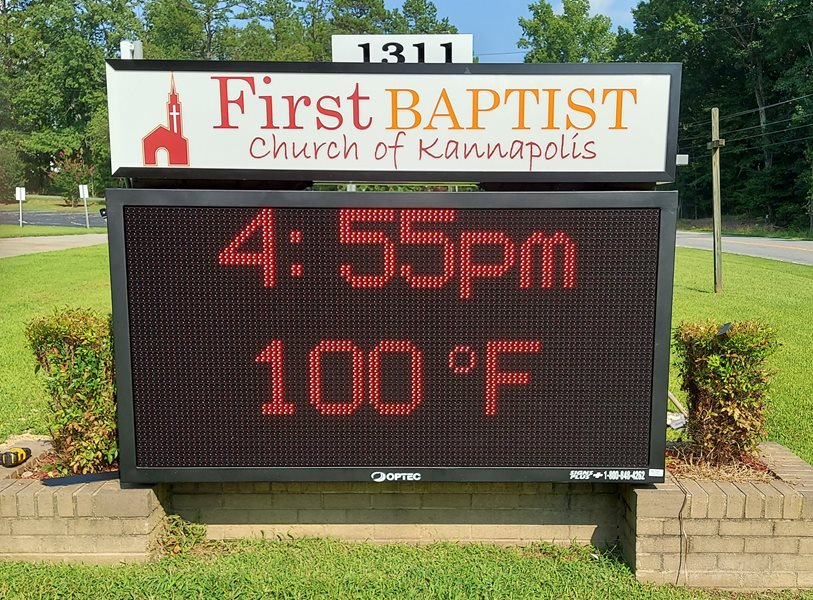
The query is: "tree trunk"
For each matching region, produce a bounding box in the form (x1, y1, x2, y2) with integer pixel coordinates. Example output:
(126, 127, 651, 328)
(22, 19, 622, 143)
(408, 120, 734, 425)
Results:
(205, 22, 214, 59)
(809, 201, 812, 236)
(753, 65, 772, 171)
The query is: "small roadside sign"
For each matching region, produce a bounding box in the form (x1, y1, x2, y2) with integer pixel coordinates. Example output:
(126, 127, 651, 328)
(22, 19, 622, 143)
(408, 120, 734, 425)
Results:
(79, 184, 90, 228)
(15, 187, 25, 227)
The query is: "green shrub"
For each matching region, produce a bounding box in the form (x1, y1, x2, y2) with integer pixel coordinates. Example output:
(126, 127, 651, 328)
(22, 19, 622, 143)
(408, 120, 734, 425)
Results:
(49, 150, 95, 208)
(673, 320, 778, 464)
(26, 308, 117, 474)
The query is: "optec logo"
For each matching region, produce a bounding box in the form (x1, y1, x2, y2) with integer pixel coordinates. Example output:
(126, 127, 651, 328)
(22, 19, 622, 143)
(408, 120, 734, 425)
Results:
(370, 471, 422, 482)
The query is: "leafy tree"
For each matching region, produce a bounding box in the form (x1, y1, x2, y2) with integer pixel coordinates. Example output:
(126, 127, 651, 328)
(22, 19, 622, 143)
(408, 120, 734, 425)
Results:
(8, 0, 138, 188)
(518, 0, 615, 63)
(0, 143, 25, 203)
(623, 0, 813, 228)
(50, 150, 95, 207)
(143, 0, 207, 59)
(194, 0, 248, 59)
(389, 0, 457, 34)
(143, 0, 251, 60)
(294, 0, 333, 61)
(218, 21, 274, 59)
(331, 0, 389, 35)
(240, 0, 309, 59)
(0, 0, 28, 139)
(85, 105, 113, 195)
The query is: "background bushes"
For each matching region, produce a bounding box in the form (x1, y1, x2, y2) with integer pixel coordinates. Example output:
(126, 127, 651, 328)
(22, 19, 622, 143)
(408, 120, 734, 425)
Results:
(26, 308, 117, 474)
(673, 320, 778, 464)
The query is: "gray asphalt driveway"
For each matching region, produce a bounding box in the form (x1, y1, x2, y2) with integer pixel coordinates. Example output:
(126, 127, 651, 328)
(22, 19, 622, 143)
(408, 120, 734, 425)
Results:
(0, 210, 107, 228)
(676, 231, 813, 266)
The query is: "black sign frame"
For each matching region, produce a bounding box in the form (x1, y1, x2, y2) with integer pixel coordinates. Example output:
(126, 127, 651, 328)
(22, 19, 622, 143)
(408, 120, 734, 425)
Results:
(108, 189, 676, 484)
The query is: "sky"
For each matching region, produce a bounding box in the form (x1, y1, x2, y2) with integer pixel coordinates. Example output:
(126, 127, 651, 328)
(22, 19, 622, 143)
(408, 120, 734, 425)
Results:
(384, 0, 638, 63)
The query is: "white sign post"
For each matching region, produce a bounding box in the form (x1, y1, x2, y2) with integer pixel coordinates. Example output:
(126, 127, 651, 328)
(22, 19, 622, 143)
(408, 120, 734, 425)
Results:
(79, 184, 90, 228)
(15, 186, 25, 227)
(332, 34, 473, 64)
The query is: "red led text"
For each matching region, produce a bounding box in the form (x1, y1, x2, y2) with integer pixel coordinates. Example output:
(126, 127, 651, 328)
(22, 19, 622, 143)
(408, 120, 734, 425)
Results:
(485, 340, 542, 416)
(219, 209, 577, 297)
(256, 339, 540, 416)
(218, 208, 276, 287)
(340, 208, 577, 299)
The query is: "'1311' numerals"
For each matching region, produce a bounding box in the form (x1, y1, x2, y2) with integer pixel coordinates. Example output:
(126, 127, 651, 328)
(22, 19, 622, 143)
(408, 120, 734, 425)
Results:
(218, 209, 576, 299)
(257, 339, 541, 417)
(357, 41, 453, 63)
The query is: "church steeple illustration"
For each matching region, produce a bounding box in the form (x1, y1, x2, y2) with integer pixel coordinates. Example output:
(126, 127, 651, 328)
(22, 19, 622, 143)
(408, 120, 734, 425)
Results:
(167, 75, 182, 136)
(143, 74, 190, 166)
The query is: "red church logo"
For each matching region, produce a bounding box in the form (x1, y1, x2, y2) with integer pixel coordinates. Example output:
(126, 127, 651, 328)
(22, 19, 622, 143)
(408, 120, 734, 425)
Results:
(142, 75, 190, 166)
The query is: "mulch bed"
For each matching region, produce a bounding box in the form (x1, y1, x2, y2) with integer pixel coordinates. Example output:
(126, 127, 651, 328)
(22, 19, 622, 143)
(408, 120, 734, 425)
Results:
(666, 444, 776, 482)
(14, 451, 118, 480)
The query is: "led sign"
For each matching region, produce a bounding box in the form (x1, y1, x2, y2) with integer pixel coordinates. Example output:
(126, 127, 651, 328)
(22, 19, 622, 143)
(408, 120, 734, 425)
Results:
(108, 190, 676, 484)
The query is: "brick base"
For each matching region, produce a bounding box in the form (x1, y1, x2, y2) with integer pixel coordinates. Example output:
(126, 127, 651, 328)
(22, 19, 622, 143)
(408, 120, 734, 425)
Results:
(170, 482, 620, 546)
(1, 442, 812, 589)
(0, 479, 165, 563)
(623, 443, 813, 589)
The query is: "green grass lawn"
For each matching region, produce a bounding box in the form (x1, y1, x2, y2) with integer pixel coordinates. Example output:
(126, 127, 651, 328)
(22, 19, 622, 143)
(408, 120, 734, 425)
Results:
(0, 194, 105, 213)
(0, 224, 107, 238)
(0, 245, 811, 462)
(0, 244, 110, 440)
(670, 249, 813, 464)
(0, 539, 802, 599)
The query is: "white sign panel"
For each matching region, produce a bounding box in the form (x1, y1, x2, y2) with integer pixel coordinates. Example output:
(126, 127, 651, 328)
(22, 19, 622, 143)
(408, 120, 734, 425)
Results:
(79, 184, 89, 199)
(106, 62, 680, 182)
(15, 187, 25, 202)
(332, 34, 473, 63)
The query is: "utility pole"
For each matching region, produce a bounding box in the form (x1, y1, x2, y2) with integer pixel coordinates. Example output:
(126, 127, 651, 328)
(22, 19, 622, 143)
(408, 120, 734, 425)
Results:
(707, 108, 725, 293)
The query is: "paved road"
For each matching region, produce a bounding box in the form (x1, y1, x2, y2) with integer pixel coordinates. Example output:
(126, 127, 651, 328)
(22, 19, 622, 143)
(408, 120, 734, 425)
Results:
(3, 219, 811, 265)
(0, 209, 107, 228)
(676, 231, 813, 266)
(0, 234, 108, 259)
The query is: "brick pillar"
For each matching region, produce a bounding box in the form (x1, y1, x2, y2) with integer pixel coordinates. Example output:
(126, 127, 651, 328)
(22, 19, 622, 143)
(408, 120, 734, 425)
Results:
(0, 479, 165, 564)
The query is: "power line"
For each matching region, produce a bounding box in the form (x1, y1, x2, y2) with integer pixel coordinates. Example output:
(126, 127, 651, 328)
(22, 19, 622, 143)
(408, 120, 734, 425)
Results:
(680, 135, 813, 154)
(723, 115, 809, 136)
(717, 133, 813, 155)
(680, 130, 712, 143)
(682, 92, 813, 128)
(684, 120, 764, 143)
(680, 129, 813, 156)
(477, 50, 528, 56)
(727, 122, 813, 144)
(682, 115, 812, 144)
(679, 125, 813, 155)
(719, 93, 813, 121)
(680, 120, 709, 131)
(678, 145, 709, 156)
